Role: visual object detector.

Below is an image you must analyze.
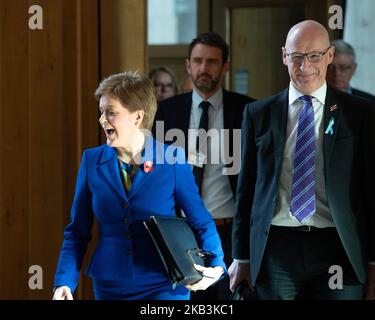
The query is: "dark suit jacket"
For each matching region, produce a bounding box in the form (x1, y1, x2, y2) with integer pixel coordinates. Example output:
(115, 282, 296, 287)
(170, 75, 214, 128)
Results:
(153, 89, 255, 196)
(232, 86, 375, 286)
(352, 87, 375, 103)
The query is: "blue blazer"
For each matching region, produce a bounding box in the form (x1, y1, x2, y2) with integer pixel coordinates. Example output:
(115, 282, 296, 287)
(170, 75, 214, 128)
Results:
(54, 137, 226, 292)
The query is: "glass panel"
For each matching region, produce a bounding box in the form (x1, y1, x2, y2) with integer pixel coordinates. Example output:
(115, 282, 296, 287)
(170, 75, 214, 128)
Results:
(148, 0, 197, 45)
(344, 0, 375, 95)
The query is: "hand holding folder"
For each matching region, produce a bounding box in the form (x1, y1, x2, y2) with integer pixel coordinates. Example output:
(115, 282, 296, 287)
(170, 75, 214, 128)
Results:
(144, 216, 223, 289)
(185, 264, 224, 291)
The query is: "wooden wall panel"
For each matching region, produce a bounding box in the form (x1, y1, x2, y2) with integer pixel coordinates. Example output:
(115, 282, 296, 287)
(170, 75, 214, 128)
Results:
(73, 0, 100, 300)
(28, 0, 65, 300)
(212, 0, 344, 96)
(0, 0, 99, 299)
(0, 0, 30, 299)
(100, 0, 147, 77)
(0, 0, 147, 300)
(230, 6, 304, 98)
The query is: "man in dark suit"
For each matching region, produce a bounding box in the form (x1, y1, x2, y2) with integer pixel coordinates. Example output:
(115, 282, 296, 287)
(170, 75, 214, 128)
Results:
(154, 32, 255, 299)
(229, 20, 375, 300)
(326, 39, 375, 103)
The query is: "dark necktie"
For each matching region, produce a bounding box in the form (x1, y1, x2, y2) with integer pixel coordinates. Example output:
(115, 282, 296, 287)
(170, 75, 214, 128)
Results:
(290, 95, 316, 223)
(192, 101, 210, 194)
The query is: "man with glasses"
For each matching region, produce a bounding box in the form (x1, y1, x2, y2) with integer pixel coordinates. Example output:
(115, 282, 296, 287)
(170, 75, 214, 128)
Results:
(326, 39, 375, 103)
(229, 20, 375, 300)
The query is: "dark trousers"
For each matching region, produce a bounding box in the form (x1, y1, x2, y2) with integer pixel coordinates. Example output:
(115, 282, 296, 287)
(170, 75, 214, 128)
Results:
(256, 225, 364, 300)
(190, 222, 232, 300)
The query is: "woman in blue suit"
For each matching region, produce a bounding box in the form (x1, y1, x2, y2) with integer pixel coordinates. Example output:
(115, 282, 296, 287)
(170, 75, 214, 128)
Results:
(53, 71, 226, 300)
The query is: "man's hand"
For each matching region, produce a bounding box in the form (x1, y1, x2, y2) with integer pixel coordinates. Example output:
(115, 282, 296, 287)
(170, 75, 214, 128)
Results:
(228, 260, 253, 292)
(52, 286, 73, 300)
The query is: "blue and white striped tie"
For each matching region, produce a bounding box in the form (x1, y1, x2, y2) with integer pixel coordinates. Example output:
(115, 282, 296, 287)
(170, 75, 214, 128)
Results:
(290, 95, 316, 223)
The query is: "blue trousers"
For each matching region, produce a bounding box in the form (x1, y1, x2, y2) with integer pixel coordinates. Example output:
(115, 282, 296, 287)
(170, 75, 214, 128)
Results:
(93, 277, 190, 300)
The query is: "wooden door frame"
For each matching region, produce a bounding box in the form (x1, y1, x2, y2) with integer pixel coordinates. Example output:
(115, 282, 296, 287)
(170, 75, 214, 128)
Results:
(212, 0, 344, 89)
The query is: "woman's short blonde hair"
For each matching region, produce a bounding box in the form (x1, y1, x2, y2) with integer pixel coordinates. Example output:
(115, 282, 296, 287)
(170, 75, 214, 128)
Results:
(94, 71, 157, 130)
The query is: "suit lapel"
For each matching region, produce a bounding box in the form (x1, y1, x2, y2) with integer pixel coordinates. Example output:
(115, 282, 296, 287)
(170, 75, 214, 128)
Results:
(323, 87, 342, 171)
(98, 146, 127, 201)
(182, 93, 192, 134)
(223, 90, 236, 161)
(127, 167, 155, 200)
(270, 89, 289, 175)
(178, 93, 192, 157)
(223, 89, 235, 131)
(127, 135, 156, 200)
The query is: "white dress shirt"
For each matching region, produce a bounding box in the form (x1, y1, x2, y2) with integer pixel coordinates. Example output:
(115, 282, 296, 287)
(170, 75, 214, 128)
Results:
(188, 88, 235, 219)
(271, 82, 334, 227)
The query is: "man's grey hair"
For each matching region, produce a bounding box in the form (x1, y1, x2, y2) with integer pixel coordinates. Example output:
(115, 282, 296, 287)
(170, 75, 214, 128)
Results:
(331, 39, 356, 63)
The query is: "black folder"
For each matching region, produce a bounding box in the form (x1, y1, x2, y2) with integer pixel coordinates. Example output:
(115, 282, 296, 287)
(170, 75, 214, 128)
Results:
(144, 216, 211, 287)
(230, 280, 257, 300)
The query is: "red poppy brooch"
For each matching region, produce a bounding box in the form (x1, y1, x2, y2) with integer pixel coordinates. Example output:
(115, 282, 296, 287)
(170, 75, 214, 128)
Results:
(143, 161, 153, 173)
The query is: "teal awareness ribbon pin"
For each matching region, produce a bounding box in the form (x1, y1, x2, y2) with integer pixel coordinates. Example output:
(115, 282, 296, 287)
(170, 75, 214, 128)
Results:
(325, 117, 335, 135)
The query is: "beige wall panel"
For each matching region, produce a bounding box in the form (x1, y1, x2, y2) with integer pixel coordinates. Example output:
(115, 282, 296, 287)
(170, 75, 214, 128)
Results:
(230, 6, 304, 99)
(101, 0, 147, 77)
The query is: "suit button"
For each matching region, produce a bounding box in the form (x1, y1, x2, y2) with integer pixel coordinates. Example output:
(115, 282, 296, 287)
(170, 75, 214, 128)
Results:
(123, 203, 129, 209)
(123, 217, 130, 224)
(124, 232, 131, 240)
(125, 247, 133, 255)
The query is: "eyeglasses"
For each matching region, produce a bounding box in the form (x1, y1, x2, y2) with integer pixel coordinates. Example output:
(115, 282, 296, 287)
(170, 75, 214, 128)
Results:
(154, 82, 174, 91)
(327, 64, 353, 73)
(285, 46, 332, 64)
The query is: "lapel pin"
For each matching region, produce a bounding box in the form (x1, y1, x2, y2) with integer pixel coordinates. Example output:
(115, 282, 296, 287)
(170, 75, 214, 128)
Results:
(325, 117, 335, 135)
(330, 104, 338, 112)
(143, 161, 153, 173)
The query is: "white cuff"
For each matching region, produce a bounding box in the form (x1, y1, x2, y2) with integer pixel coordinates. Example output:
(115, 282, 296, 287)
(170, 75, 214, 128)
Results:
(234, 259, 250, 263)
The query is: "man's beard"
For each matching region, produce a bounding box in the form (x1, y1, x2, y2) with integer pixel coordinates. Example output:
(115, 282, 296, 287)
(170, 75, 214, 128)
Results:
(193, 74, 220, 93)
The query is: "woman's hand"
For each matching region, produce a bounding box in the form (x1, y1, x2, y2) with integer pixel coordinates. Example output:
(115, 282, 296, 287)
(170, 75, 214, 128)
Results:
(52, 286, 73, 300)
(185, 265, 224, 291)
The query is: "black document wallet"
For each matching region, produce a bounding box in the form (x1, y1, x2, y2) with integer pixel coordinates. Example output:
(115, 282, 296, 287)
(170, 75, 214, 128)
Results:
(230, 281, 257, 300)
(144, 216, 211, 287)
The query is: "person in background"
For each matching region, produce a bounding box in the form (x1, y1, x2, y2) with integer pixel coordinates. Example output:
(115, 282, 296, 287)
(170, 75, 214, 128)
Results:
(326, 39, 375, 102)
(229, 20, 375, 300)
(149, 66, 179, 102)
(53, 71, 226, 300)
(180, 73, 194, 93)
(154, 32, 255, 300)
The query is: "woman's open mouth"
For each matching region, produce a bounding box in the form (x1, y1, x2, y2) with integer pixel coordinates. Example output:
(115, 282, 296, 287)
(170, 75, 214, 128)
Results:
(105, 128, 115, 136)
